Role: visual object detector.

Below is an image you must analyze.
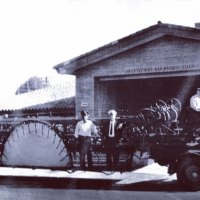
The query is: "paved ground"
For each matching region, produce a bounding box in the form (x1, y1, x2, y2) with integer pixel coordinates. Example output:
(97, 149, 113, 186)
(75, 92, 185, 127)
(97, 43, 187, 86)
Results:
(0, 174, 199, 200)
(0, 164, 200, 200)
(0, 162, 175, 184)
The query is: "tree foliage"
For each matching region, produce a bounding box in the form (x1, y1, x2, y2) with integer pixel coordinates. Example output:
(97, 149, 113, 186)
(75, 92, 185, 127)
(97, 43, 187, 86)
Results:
(16, 76, 50, 95)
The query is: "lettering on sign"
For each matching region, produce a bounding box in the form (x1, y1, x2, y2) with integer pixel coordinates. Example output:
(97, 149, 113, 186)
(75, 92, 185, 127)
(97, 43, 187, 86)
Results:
(125, 64, 195, 74)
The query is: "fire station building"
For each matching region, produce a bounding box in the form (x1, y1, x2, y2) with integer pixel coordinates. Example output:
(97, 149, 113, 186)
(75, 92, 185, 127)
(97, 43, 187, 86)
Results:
(54, 22, 200, 119)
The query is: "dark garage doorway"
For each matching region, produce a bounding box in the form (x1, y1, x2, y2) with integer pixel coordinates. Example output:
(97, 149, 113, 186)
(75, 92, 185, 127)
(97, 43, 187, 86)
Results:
(96, 75, 200, 117)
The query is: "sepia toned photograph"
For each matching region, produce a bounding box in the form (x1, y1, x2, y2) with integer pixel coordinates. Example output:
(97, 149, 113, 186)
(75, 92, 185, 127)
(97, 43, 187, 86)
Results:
(0, 0, 200, 199)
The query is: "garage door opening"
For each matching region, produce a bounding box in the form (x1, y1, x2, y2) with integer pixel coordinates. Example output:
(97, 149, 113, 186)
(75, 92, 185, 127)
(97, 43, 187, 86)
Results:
(95, 75, 200, 117)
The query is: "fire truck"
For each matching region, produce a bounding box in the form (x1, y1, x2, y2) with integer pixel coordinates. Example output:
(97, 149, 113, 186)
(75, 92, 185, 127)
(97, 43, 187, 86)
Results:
(0, 98, 200, 190)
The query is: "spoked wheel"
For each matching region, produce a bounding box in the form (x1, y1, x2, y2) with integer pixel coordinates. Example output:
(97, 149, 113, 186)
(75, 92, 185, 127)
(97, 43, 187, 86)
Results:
(177, 158, 200, 190)
(152, 99, 168, 109)
(151, 100, 170, 122)
(168, 98, 182, 113)
(2, 120, 70, 168)
(167, 105, 179, 124)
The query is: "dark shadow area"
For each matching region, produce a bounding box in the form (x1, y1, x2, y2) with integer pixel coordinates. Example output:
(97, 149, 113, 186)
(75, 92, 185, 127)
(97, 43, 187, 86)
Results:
(0, 176, 190, 192)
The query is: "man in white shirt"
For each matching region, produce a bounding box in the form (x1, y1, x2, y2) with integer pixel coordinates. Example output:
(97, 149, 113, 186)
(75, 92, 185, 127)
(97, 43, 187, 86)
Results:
(190, 88, 200, 112)
(188, 88, 200, 131)
(74, 110, 98, 170)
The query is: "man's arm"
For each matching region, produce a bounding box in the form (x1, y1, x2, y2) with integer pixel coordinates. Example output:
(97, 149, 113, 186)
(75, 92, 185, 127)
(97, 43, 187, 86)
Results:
(91, 122, 99, 136)
(74, 122, 80, 138)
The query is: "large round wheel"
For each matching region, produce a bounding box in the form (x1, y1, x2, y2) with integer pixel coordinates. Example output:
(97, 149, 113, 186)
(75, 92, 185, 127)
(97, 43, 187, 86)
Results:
(177, 158, 200, 190)
(170, 98, 182, 113)
(152, 99, 168, 109)
(2, 120, 69, 168)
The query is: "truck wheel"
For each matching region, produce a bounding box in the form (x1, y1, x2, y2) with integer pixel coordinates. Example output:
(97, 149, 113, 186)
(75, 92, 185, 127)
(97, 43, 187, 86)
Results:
(177, 159, 200, 190)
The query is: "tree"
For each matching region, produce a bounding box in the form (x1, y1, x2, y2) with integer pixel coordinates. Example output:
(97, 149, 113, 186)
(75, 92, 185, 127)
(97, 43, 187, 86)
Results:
(15, 76, 50, 95)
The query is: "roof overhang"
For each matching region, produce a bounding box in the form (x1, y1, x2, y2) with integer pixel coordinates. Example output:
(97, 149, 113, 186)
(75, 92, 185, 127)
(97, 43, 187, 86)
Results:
(53, 22, 200, 75)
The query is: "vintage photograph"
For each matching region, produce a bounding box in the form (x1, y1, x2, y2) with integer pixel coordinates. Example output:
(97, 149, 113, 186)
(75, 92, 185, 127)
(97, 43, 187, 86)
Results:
(0, 0, 200, 199)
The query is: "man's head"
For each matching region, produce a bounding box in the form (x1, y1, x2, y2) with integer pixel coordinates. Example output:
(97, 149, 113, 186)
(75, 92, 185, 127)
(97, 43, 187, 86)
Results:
(108, 109, 117, 121)
(80, 110, 89, 122)
(197, 88, 200, 95)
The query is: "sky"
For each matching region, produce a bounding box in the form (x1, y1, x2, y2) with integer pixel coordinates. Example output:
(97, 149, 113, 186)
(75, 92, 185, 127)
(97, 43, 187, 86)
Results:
(0, 0, 199, 99)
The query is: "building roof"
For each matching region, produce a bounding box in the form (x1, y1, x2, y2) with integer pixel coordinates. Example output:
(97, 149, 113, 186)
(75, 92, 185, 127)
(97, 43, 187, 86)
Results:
(0, 82, 75, 111)
(54, 22, 200, 75)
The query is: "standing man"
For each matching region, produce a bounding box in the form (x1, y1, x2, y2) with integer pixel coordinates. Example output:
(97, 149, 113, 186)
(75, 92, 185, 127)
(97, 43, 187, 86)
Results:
(189, 88, 200, 130)
(74, 110, 98, 170)
(102, 110, 123, 170)
(190, 88, 200, 112)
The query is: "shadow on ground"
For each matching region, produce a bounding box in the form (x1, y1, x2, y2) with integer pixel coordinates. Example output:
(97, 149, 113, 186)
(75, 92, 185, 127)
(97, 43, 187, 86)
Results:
(0, 176, 189, 192)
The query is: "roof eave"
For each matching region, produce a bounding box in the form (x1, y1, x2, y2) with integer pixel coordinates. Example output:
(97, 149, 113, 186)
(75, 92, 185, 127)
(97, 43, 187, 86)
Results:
(54, 22, 200, 75)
